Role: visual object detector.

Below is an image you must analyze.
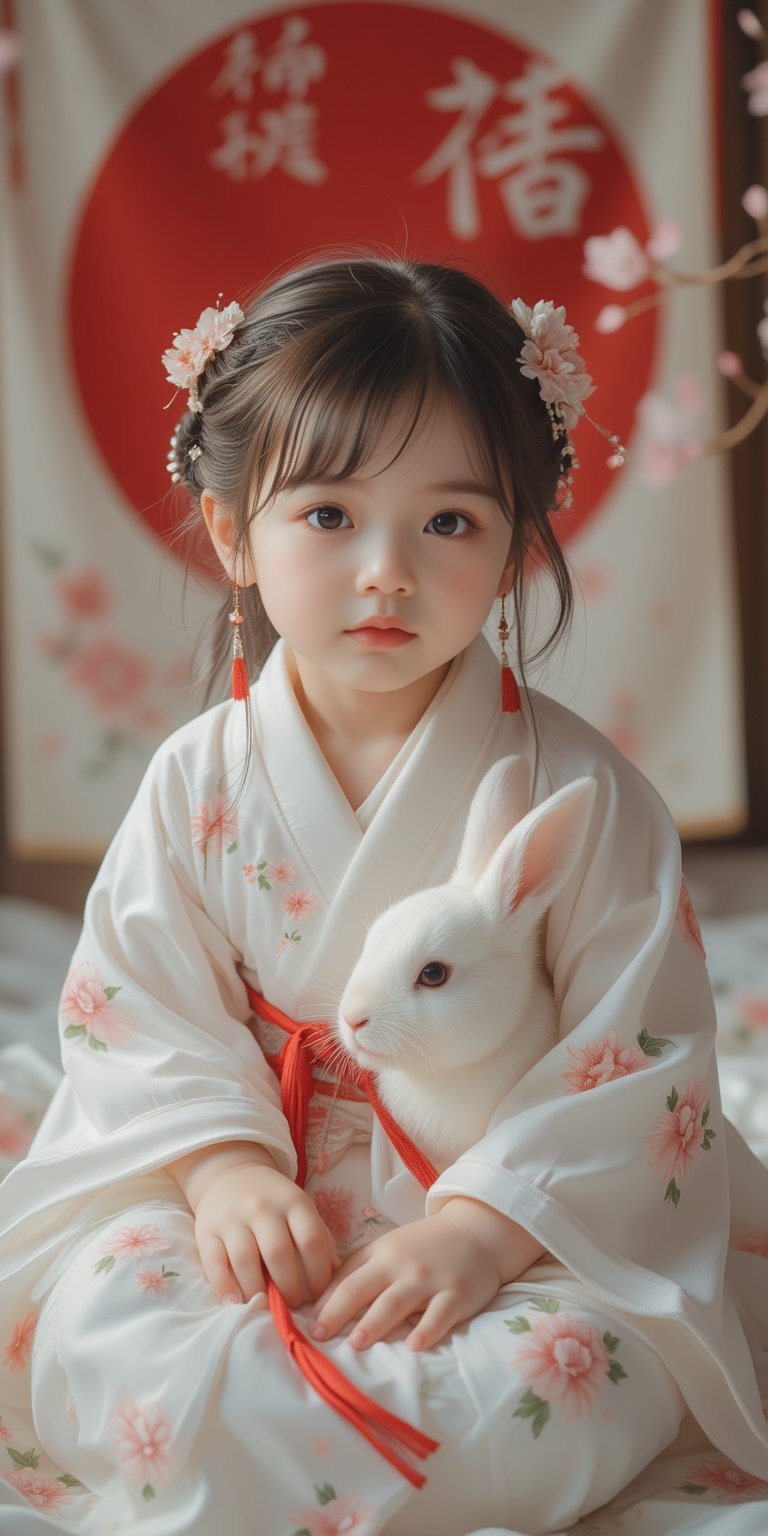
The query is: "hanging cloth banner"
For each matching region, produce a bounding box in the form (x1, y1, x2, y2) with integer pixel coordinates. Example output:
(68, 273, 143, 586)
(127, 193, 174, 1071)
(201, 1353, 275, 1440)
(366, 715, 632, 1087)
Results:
(0, 0, 744, 855)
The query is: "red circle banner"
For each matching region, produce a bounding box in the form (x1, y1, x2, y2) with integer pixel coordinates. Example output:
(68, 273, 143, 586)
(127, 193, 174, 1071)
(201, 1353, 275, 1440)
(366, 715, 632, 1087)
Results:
(68, 3, 657, 568)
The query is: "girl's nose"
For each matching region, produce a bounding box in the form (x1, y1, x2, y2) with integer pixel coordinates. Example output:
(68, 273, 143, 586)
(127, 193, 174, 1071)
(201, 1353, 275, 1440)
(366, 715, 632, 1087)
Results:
(354, 531, 415, 596)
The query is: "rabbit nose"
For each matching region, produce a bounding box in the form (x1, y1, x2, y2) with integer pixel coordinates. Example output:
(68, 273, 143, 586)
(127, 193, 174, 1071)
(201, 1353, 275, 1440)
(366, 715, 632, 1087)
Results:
(346, 1016, 368, 1034)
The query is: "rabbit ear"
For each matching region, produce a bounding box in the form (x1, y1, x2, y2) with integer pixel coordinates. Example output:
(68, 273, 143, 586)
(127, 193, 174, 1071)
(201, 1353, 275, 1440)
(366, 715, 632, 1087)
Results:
(453, 756, 531, 887)
(475, 777, 597, 928)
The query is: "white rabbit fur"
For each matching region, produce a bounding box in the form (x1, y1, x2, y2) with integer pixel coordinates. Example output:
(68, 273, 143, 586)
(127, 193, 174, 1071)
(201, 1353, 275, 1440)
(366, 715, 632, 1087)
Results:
(336, 757, 597, 1168)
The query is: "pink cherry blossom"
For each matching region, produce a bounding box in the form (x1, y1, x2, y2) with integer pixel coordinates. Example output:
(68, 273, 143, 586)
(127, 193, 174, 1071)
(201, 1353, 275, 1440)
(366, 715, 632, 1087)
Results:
(730, 1224, 768, 1258)
(742, 59, 768, 114)
(191, 794, 239, 856)
(645, 220, 683, 262)
(0, 1092, 34, 1157)
(686, 1458, 768, 1499)
(313, 1186, 355, 1244)
(109, 1392, 176, 1488)
(718, 350, 744, 378)
(675, 879, 706, 961)
(2, 1468, 73, 1511)
(562, 1030, 648, 1093)
(582, 228, 649, 291)
(101, 1225, 171, 1261)
(738, 10, 764, 39)
(290, 1490, 377, 1536)
(742, 184, 768, 220)
(136, 1268, 172, 1294)
(242, 863, 257, 882)
(60, 962, 137, 1048)
(646, 1078, 711, 1189)
(634, 383, 706, 487)
(0, 30, 22, 75)
(513, 1313, 609, 1422)
(162, 328, 207, 389)
(3, 1309, 36, 1374)
(595, 305, 627, 334)
(267, 858, 297, 884)
(282, 889, 318, 921)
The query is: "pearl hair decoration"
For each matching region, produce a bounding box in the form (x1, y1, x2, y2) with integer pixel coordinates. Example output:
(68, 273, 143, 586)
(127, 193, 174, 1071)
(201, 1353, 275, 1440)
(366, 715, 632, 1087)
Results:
(166, 431, 202, 484)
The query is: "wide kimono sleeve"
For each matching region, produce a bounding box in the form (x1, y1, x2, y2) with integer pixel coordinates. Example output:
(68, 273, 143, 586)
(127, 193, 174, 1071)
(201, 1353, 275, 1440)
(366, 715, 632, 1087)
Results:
(54, 732, 297, 1182)
(425, 737, 728, 1312)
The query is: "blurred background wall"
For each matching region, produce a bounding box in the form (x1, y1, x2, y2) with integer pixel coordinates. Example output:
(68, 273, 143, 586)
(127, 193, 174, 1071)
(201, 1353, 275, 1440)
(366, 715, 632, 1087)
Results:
(0, 0, 766, 917)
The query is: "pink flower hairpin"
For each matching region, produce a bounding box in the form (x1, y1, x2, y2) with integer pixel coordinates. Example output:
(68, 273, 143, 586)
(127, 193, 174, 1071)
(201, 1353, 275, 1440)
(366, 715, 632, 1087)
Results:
(511, 297, 628, 508)
(161, 295, 244, 413)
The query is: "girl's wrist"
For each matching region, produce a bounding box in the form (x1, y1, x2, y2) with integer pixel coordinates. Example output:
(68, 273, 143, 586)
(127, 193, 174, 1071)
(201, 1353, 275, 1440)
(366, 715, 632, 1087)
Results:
(438, 1197, 546, 1286)
(166, 1139, 279, 1212)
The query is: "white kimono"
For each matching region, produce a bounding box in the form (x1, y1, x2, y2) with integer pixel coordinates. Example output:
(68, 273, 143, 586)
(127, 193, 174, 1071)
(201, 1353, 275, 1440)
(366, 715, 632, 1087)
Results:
(0, 633, 767, 1536)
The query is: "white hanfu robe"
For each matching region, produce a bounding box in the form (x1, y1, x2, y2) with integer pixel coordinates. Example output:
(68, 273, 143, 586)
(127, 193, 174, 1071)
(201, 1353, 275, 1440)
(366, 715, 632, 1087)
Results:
(0, 633, 767, 1536)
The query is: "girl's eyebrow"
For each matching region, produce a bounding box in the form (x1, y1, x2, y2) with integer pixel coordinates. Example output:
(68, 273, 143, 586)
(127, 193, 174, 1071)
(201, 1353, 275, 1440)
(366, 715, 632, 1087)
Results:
(294, 475, 497, 499)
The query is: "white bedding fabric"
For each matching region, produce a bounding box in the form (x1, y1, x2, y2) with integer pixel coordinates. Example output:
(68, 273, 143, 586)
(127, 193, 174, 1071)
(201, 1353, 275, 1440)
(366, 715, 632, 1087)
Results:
(0, 892, 766, 1535)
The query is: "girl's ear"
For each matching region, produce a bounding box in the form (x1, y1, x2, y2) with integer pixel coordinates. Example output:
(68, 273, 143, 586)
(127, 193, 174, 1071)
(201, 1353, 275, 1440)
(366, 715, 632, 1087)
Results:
(475, 777, 597, 928)
(453, 756, 530, 887)
(200, 490, 256, 586)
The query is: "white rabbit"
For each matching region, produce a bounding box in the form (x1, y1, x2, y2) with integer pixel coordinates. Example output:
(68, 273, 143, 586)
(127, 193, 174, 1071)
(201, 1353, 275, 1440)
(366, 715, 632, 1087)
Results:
(335, 757, 597, 1168)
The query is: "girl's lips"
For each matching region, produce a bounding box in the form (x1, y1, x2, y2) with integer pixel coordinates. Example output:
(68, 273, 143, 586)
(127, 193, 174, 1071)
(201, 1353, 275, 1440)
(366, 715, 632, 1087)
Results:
(346, 628, 416, 648)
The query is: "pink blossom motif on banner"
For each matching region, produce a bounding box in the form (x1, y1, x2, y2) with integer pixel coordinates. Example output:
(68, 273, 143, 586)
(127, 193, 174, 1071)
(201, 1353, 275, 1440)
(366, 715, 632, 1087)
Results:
(2, 1467, 75, 1512)
(56, 565, 113, 621)
(109, 1392, 176, 1498)
(191, 793, 239, 875)
(561, 1029, 649, 1092)
(506, 1299, 626, 1436)
(94, 1224, 172, 1275)
(0, 1092, 34, 1158)
(67, 637, 152, 712)
(729, 1224, 768, 1258)
(734, 992, 768, 1033)
(289, 1484, 377, 1536)
(312, 1186, 356, 1246)
(3, 1309, 37, 1374)
(0, 1421, 11, 1443)
(60, 962, 137, 1051)
(679, 1457, 768, 1501)
(646, 1078, 715, 1207)
(675, 877, 706, 961)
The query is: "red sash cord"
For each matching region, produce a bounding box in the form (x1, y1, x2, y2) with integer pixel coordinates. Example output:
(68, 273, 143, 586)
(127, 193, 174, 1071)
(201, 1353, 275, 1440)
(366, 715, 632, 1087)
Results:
(245, 984, 440, 1486)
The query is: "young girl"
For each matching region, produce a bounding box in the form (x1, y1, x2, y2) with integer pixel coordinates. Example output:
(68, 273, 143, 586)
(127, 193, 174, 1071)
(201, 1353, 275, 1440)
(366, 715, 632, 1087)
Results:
(0, 254, 767, 1536)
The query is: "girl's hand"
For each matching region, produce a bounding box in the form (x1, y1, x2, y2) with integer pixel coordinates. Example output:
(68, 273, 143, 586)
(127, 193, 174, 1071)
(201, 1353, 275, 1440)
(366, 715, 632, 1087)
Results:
(194, 1162, 341, 1309)
(307, 1211, 502, 1352)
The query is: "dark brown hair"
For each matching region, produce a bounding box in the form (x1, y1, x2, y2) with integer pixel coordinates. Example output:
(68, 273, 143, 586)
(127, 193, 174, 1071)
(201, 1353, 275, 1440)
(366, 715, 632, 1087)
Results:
(169, 248, 573, 779)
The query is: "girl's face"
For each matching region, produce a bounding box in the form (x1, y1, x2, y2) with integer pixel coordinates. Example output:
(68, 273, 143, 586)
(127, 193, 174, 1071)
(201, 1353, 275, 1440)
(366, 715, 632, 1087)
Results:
(204, 392, 515, 703)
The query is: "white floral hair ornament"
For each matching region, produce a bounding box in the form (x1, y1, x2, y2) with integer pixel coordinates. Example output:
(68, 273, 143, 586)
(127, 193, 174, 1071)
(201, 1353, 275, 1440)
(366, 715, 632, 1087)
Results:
(162, 294, 245, 414)
(511, 297, 628, 509)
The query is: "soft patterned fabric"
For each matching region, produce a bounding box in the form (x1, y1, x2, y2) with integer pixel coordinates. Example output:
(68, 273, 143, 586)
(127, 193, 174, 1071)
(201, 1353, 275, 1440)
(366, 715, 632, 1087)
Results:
(0, 633, 766, 1533)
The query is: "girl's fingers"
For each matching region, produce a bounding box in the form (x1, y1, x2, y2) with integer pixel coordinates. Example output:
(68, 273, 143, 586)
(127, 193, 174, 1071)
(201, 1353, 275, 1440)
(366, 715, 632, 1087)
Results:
(252, 1214, 304, 1309)
(287, 1209, 339, 1301)
(404, 1291, 459, 1352)
(197, 1231, 249, 1306)
(308, 1252, 376, 1340)
(220, 1225, 267, 1304)
(344, 1282, 425, 1350)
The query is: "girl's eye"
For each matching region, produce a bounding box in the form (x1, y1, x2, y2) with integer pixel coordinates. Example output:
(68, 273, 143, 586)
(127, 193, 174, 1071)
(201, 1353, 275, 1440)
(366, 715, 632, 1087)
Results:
(305, 505, 351, 531)
(426, 511, 473, 537)
(416, 961, 451, 988)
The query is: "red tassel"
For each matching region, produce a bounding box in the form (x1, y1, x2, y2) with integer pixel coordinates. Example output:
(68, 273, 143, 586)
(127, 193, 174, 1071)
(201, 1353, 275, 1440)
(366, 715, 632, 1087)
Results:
(232, 655, 249, 700)
(501, 663, 521, 714)
(268, 1281, 439, 1488)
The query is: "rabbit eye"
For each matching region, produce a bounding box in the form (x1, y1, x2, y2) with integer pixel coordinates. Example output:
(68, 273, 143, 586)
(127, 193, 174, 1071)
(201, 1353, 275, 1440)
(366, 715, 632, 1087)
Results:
(416, 961, 451, 988)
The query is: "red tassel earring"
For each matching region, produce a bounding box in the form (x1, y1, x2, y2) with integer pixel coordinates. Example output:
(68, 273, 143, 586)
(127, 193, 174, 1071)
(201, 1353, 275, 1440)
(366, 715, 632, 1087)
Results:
(229, 582, 249, 700)
(498, 593, 521, 714)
